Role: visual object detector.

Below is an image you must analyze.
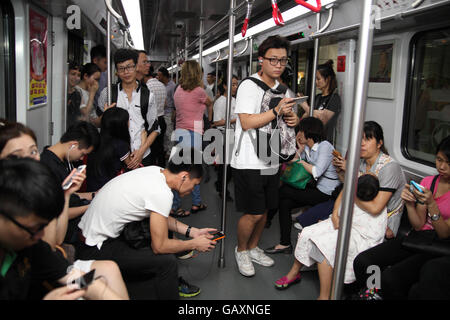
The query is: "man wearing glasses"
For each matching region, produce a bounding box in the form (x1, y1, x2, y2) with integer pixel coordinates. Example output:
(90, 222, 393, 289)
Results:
(230, 35, 299, 277)
(0, 158, 127, 300)
(98, 49, 159, 168)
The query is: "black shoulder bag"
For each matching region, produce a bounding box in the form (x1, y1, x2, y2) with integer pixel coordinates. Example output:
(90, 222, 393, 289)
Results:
(401, 175, 450, 256)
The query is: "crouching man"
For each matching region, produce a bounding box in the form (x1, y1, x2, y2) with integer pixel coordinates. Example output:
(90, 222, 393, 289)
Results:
(75, 147, 217, 299)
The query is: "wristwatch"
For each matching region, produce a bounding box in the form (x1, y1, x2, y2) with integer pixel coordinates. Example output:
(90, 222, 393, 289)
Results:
(428, 211, 441, 221)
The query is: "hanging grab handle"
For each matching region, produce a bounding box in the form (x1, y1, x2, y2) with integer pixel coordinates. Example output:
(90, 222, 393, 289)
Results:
(271, 0, 285, 26)
(295, 0, 322, 13)
(242, 0, 254, 37)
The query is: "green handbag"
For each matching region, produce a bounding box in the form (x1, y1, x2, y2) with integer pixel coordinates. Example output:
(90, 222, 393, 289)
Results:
(280, 160, 313, 189)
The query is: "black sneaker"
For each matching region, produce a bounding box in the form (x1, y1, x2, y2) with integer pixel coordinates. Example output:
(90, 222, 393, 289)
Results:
(178, 277, 201, 298)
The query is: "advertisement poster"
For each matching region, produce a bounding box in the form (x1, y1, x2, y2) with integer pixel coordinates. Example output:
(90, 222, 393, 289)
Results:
(29, 8, 48, 108)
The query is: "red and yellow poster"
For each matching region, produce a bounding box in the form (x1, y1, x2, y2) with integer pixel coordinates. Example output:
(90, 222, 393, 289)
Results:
(29, 8, 48, 107)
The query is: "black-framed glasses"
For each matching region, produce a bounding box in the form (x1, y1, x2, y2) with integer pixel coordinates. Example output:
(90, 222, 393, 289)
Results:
(117, 64, 136, 73)
(262, 56, 289, 66)
(0, 212, 48, 238)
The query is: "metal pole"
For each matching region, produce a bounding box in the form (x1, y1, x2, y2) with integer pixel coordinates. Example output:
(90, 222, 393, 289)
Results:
(63, 62, 69, 132)
(249, 36, 254, 75)
(107, 11, 112, 106)
(330, 0, 375, 300)
(185, 32, 189, 61)
(219, 0, 236, 269)
(199, 0, 204, 70)
(309, 12, 320, 117)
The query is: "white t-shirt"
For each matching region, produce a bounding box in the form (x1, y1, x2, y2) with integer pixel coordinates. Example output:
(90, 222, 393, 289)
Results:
(230, 73, 280, 170)
(78, 166, 173, 249)
(213, 95, 236, 130)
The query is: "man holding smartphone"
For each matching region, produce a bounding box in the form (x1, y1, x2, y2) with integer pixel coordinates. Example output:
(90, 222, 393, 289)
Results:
(40, 121, 100, 244)
(230, 35, 299, 277)
(76, 147, 217, 299)
(0, 158, 127, 300)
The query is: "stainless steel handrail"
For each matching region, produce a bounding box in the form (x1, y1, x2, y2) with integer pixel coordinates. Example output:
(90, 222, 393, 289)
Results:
(219, 0, 237, 269)
(330, 0, 375, 300)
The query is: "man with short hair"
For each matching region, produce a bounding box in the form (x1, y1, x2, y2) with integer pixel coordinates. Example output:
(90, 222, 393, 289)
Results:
(40, 121, 100, 244)
(157, 67, 176, 157)
(98, 49, 160, 168)
(0, 158, 127, 300)
(146, 65, 168, 167)
(75, 148, 217, 299)
(230, 35, 299, 277)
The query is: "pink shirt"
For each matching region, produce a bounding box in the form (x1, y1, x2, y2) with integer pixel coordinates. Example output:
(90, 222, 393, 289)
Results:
(420, 175, 450, 230)
(174, 86, 208, 134)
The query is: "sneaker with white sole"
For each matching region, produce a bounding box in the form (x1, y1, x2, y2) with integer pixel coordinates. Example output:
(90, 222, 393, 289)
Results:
(248, 246, 275, 267)
(235, 247, 255, 277)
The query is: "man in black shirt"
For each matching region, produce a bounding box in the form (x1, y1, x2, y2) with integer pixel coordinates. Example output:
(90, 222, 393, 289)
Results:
(40, 121, 100, 243)
(0, 158, 125, 299)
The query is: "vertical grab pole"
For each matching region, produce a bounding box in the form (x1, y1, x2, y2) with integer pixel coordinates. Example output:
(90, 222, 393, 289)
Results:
(199, 0, 204, 70)
(309, 12, 321, 117)
(330, 0, 375, 300)
(107, 11, 112, 106)
(219, 0, 236, 268)
(249, 36, 254, 75)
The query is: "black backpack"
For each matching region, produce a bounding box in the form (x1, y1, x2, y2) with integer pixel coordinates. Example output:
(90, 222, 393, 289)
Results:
(235, 77, 296, 163)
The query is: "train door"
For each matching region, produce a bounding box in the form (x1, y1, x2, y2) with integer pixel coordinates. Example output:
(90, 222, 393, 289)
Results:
(0, 0, 16, 121)
(26, 3, 53, 149)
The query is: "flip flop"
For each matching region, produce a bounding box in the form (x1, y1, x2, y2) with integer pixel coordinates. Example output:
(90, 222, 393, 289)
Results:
(191, 203, 207, 214)
(170, 207, 191, 218)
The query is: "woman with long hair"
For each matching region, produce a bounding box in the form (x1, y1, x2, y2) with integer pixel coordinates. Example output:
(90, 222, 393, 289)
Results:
(86, 107, 131, 191)
(170, 60, 213, 217)
(299, 60, 341, 144)
(353, 135, 450, 300)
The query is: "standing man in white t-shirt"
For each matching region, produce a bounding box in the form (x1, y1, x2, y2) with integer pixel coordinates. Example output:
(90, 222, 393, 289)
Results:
(75, 148, 217, 299)
(230, 35, 299, 277)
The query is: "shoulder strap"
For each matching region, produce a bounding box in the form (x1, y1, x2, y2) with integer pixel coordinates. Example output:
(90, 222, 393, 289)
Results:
(140, 84, 150, 132)
(111, 83, 119, 104)
(430, 174, 439, 194)
(244, 77, 271, 91)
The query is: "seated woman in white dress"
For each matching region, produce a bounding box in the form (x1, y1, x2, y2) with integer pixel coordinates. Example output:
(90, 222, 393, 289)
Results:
(274, 174, 387, 300)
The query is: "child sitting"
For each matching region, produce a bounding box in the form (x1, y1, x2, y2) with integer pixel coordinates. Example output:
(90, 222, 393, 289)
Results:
(275, 174, 387, 300)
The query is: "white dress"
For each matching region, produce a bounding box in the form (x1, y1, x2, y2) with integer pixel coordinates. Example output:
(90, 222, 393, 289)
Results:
(294, 204, 387, 283)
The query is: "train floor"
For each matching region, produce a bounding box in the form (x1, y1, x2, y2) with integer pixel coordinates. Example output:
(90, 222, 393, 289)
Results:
(176, 165, 320, 300)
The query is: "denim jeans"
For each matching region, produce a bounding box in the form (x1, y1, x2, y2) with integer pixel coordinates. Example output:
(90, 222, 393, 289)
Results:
(171, 129, 203, 210)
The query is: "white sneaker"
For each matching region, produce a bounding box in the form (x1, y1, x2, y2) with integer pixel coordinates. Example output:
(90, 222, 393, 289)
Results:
(235, 247, 255, 277)
(248, 246, 274, 267)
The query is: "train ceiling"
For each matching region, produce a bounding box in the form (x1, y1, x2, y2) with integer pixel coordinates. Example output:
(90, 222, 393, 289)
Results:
(141, 0, 298, 61)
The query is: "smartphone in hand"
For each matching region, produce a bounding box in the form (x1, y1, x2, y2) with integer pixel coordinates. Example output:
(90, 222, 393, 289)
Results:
(211, 231, 225, 242)
(62, 165, 86, 190)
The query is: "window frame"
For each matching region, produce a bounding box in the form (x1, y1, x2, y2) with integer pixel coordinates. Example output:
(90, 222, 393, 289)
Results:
(401, 26, 450, 167)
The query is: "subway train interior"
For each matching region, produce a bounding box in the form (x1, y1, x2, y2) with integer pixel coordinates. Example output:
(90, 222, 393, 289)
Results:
(1, 0, 449, 302)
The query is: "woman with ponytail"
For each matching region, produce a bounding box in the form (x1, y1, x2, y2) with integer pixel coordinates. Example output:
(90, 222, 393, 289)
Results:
(299, 60, 341, 144)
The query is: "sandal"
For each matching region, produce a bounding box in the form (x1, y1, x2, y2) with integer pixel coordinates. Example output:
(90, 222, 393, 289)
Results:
(191, 203, 207, 214)
(275, 274, 301, 290)
(170, 208, 191, 218)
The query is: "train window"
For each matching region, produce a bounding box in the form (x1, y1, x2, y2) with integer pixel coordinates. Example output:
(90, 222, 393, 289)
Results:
(403, 27, 450, 165)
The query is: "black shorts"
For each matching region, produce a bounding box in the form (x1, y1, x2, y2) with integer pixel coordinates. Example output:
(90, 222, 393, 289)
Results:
(232, 167, 280, 215)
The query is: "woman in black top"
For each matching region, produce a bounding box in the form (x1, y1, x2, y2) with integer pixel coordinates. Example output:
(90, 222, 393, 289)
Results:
(87, 108, 131, 191)
(299, 60, 341, 144)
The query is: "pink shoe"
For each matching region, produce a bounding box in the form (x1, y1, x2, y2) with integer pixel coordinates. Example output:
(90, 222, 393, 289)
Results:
(275, 274, 301, 290)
